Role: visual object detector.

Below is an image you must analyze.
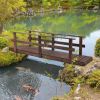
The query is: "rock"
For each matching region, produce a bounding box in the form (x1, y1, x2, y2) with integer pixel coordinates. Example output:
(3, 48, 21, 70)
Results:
(94, 62, 100, 69)
(74, 97, 81, 100)
(86, 66, 96, 75)
(93, 6, 99, 10)
(75, 84, 81, 94)
(74, 66, 82, 75)
(1, 47, 9, 53)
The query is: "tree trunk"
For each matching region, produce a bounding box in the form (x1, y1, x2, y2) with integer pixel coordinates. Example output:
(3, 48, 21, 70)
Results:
(0, 23, 3, 34)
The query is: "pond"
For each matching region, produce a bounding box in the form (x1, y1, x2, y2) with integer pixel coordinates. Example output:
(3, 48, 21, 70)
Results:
(5, 10, 100, 56)
(0, 59, 70, 100)
(1, 10, 100, 100)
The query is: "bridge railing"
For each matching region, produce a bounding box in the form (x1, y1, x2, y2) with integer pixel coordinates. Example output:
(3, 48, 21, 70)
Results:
(29, 30, 85, 56)
(12, 31, 85, 63)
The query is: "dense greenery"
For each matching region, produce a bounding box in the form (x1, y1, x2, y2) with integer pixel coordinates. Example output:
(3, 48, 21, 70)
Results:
(0, 32, 25, 67)
(24, 0, 100, 9)
(59, 63, 85, 86)
(87, 70, 100, 89)
(95, 38, 100, 57)
(0, 0, 26, 34)
(59, 62, 100, 89)
(0, 51, 25, 67)
(5, 10, 100, 37)
(0, 37, 8, 49)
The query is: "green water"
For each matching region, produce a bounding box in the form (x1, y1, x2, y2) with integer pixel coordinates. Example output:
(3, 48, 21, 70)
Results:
(5, 10, 100, 37)
(4, 10, 100, 56)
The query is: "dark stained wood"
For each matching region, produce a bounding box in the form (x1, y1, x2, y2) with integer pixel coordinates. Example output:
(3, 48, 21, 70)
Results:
(40, 44, 75, 51)
(69, 38, 73, 63)
(38, 35, 42, 57)
(79, 36, 83, 56)
(10, 46, 93, 66)
(11, 31, 93, 66)
(29, 37, 85, 48)
(52, 34, 54, 51)
(28, 31, 32, 46)
(13, 32, 17, 53)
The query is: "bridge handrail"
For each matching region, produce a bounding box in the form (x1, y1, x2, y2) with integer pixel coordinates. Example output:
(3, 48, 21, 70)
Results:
(12, 31, 85, 58)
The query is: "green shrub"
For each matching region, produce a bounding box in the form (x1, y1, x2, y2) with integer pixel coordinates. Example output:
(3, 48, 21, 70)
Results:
(0, 51, 25, 67)
(59, 64, 77, 85)
(95, 38, 100, 57)
(87, 70, 100, 89)
(0, 37, 8, 49)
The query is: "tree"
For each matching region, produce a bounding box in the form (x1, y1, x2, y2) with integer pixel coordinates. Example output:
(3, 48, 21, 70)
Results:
(0, 0, 26, 34)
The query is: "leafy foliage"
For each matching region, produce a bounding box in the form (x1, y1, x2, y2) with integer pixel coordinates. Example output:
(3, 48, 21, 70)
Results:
(0, 51, 25, 67)
(0, 37, 8, 49)
(87, 70, 100, 89)
(95, 38, 100, 57)
(0, 0, 26, 23)
(59, 64, 77, 85)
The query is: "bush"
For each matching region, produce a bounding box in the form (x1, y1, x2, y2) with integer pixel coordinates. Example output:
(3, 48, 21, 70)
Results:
(59, 64, 78, 85)
(95, 38, 100, 57)
(0, 51, 25, 67)
(87, 70, 100, 89)
(0, 37, 8, 49)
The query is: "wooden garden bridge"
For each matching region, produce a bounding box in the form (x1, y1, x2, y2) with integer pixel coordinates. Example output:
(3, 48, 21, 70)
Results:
(10, 31, 92, 66)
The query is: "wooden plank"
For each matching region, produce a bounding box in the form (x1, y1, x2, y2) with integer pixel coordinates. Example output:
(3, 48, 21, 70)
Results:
(52, 34, 54, 51)
(13, 32, 17, 53)
(79, 37, 83, 55)
(68, 38, 73, 63)
(28, 31, 32, 46)
(27, 38, 85, 48)
(38, 35, 42, 57)
(54, 40, 85, 47)
(10, 46, 92, 66)
(41, 44, 75, 51)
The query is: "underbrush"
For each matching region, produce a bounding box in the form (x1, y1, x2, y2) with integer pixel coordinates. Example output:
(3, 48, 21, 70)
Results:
(0, 50, 25, 67)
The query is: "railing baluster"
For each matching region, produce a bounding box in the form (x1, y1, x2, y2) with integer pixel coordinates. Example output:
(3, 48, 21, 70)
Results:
(13, 32, 17, 53)
(69, 38, 73, 63)
(79, 36, 83, 56)
(38, 35, 42, 57)
(52, 34, 54, 51)
(28, 31, 32, 46)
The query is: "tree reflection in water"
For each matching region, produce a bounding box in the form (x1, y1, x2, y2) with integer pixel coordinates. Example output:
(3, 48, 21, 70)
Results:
(0, 70, 41, 100)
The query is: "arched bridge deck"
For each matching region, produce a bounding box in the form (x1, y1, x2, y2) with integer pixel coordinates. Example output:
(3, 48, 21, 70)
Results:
(10, 31, 93, 66)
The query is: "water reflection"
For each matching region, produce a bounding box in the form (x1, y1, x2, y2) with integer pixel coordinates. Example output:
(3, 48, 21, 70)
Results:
(0, 60, 70, 100)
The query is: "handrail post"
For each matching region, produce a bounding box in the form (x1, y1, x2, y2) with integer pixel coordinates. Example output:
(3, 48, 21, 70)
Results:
(38, 35, 42, 57)
(13, 32, 17, 53)
(28, 31, 32, 46)
(52, 34, 54, 51)
(69, 38, 73, 63)
(79, 36, 83, 56)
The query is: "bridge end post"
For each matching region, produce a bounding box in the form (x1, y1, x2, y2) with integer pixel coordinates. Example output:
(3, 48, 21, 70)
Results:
(13, 32, 17, 53)
(69, 38, 73, 63)
(52, 34, 55, 51)
(38, 35, 42, 57)
(79, 36, 83, 56)
(28, 31, 32, 46)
